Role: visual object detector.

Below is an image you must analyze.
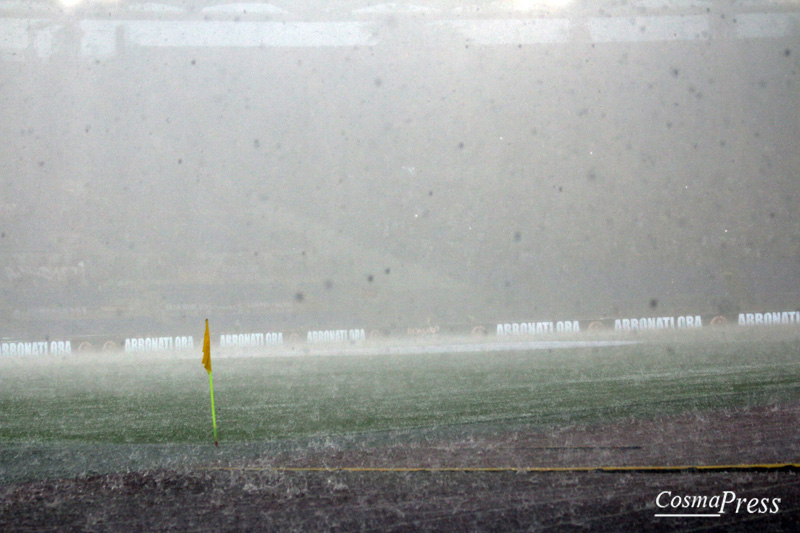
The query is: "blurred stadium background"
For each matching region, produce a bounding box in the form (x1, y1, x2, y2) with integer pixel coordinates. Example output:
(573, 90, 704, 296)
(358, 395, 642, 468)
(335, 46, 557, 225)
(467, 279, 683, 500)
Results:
(1, 1, 798, 339)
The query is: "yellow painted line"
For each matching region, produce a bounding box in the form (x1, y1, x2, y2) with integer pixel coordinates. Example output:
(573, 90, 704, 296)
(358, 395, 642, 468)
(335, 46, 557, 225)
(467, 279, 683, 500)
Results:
(203, 463, 800, 473)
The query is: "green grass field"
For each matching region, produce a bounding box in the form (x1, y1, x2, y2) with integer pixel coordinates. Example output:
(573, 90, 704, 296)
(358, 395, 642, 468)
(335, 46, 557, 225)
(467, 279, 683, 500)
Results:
(2, 335, 799, 446)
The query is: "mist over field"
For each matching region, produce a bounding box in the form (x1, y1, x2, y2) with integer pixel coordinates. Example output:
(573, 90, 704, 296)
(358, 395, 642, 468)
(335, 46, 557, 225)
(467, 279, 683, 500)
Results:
(1, 1, 798, 341)
(2, 6, 800, 530)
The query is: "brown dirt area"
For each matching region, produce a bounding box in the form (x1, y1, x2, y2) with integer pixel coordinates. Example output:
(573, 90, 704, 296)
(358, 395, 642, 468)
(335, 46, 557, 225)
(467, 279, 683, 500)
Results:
(3, 404, 800, 531)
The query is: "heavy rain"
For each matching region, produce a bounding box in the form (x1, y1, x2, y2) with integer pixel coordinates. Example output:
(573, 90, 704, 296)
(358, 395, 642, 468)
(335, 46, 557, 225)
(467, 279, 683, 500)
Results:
(1, 0, 799, 530)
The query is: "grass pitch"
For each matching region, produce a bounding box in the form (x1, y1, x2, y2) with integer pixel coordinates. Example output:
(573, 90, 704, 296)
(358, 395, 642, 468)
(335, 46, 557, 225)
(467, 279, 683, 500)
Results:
(2, 334, 799, 446)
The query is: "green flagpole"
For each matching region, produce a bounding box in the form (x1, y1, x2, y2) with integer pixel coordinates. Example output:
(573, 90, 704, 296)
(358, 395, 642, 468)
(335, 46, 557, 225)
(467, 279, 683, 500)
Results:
(202, 319, 218, 446)
(208, 371, 218, 447)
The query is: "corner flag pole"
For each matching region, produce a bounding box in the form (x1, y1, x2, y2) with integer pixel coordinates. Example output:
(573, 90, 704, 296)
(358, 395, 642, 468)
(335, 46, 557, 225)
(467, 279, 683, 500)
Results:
(202, 319, 218, 446)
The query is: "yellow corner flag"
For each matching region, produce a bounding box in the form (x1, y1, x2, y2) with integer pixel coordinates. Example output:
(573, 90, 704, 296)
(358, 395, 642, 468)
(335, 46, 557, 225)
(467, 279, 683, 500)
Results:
(202, 319, 218, 446)
(202, 318, 212, 373)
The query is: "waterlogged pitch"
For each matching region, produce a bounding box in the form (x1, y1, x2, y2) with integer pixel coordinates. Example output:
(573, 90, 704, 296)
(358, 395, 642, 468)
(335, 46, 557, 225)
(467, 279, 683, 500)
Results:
(2, 335, 799, 446)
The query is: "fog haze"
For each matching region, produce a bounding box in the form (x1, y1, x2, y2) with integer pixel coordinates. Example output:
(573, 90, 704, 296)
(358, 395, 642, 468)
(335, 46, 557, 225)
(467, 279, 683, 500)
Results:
(1, 1, 798, 338)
